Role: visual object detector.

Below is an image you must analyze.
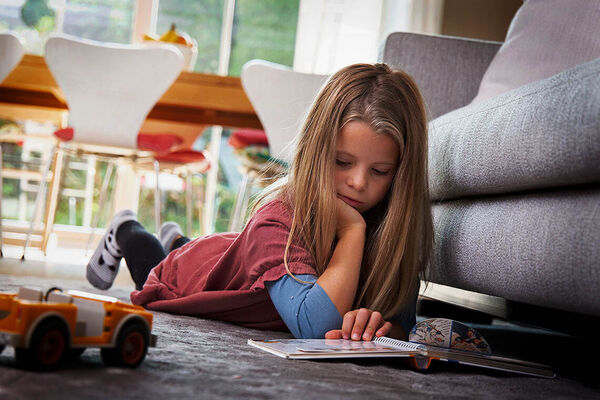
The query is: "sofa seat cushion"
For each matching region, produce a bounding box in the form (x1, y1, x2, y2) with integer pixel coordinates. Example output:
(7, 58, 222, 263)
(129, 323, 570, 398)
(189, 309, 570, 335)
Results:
(430, 188, 600, 316)
(428, 57, 600, 202)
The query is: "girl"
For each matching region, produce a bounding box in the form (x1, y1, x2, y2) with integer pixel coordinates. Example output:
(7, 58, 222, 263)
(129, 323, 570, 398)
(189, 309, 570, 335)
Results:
(87, 63, 433, 341)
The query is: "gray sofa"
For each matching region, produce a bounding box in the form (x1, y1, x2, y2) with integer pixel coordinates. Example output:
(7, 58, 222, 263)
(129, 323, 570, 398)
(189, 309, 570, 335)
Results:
(382, 32, 600, 335)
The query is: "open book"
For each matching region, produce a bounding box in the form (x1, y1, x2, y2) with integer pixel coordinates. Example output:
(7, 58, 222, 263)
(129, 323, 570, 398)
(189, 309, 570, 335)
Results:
(248, 318, 555, 378)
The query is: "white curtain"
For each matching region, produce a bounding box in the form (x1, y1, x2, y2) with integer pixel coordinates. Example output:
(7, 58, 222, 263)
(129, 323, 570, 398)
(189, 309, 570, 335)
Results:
(293, 0, 444, 74)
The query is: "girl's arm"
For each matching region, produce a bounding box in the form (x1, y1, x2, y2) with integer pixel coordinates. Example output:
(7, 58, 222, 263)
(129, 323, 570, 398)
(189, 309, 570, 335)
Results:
(318, 199, 420, 341)
(315, 198, 366, 316)
(266, 274, 343, 339)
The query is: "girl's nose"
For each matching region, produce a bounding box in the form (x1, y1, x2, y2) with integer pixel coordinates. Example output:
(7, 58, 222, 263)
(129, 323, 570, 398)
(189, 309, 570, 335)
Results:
(347, 169, 367, 191)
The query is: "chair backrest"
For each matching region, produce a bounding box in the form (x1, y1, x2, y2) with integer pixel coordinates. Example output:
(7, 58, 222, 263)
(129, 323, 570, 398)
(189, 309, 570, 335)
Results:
(241, 60, 328, 163)
(0, 32, 24, 83)
(44, 34, 184, 149)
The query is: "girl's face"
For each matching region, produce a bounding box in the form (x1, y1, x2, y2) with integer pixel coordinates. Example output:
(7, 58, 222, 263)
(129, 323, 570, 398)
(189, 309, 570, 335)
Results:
(334, 121, 399, 213)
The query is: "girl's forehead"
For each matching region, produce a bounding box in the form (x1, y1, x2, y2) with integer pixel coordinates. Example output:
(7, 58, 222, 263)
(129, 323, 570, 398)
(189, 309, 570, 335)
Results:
(336, 121, 399, 163)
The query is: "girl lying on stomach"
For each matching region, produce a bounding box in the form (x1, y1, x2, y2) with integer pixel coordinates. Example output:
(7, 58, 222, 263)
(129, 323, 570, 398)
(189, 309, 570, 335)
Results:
(86, 63, 433, 341)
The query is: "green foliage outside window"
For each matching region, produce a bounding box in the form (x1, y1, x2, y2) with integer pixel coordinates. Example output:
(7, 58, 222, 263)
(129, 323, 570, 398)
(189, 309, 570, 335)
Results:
(157, 0, 299, 75)
(157, 0, 224, 73)
(20, 0, 55, 32)
(228, 0, 299, 76)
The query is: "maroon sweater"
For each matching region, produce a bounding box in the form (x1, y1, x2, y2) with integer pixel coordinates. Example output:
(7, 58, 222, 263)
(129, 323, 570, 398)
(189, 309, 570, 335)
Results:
(130, 200, 317, 330)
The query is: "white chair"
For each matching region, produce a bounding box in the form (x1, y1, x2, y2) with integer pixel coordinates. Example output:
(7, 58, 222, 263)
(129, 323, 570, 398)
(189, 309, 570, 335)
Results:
(22, 34, 185, 258)
(241, 60, 329, 164)
(0, 32, 24, 82)
(229, 60, 328, 231)
(0, 32, 25, 257)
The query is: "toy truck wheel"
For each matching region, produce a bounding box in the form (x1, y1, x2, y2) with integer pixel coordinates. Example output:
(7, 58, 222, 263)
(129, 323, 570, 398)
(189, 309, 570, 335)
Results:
(15, 318, 69, 371)
(101, 320, 149, 368)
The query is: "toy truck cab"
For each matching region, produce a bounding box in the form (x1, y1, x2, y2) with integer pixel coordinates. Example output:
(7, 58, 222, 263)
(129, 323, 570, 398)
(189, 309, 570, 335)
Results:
(0, 287, 156, 371)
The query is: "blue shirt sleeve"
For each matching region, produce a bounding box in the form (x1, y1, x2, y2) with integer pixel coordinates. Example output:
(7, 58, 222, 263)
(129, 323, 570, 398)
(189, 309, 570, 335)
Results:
(265, 274, 343, 339)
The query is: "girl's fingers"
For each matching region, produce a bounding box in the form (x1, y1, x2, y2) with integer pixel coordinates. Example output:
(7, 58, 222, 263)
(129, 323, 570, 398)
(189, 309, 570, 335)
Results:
(341, 310, 357, 340)
(362, 311, 384, 341)
(325, 329, 343, 339)
(375, 321, 393, 338)
(350, 308, 372, 341)
(337, 308, 389, 341)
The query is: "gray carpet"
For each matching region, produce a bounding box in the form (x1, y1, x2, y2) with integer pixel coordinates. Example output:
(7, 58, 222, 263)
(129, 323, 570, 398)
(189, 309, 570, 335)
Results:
(1, 273, 599, 400)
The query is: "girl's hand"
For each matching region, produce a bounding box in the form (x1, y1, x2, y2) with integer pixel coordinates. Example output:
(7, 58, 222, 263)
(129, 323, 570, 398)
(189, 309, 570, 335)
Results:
(325, 308, 392, 341)
(335, 197, 366, 238)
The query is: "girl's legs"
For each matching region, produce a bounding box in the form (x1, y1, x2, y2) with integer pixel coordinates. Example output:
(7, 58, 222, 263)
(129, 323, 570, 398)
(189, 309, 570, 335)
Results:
(158, 222, 189, 253)
(117, 221, 190, 290)
(116, 220, 166, 290)
(172, 236, 190, 249)
(86, 209, 137, 290)
(86, 210, 191, 291)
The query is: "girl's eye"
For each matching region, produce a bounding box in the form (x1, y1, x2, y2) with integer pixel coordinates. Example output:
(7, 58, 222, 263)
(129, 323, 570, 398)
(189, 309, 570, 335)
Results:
(336, 159, 350, 167)
(372, 168, 390, 176)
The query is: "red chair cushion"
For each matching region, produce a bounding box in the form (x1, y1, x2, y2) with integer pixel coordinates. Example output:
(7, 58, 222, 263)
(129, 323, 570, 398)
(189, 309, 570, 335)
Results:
(137, 132, 183, 154)
(53, 127, 183, 154)
(54, 127, 74, 141)
(154, 149, 209, 166)
(228, 129, 268, 149)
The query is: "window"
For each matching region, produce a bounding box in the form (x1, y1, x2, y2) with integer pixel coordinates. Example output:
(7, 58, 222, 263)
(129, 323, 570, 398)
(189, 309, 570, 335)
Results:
(0, 0, 135, 53)
(228, 0, 299, 76)
(61, 0, 135, 44)
(156, 0, 224, 74)
(155, 0, 300, 75)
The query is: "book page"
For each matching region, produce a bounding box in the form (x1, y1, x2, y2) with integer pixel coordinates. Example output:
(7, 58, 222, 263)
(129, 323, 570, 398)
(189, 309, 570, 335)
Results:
(248, 338, 423, 357)
(296, 339, 421, 353)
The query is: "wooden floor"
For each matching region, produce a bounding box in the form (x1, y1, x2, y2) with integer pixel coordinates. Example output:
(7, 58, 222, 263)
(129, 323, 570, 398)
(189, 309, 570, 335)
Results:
(0, 244, 135, 290)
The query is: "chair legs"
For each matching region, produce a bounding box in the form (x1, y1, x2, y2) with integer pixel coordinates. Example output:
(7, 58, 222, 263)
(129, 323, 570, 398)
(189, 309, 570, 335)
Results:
(154, 160, 161, 233)
(185, 172, 193, 237)
(22, 144, 58, 260)
(84, 161, 115, 255)
(86, 158, 163, 254)
(21, 153, 182, 259)
(0, 145, 3, 257)
(154, 164, 197, 237)
(229, 171, 253, 232)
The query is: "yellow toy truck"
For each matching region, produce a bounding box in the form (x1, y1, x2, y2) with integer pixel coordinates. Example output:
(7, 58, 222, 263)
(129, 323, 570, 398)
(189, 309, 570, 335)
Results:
(0, 286, 157, 371)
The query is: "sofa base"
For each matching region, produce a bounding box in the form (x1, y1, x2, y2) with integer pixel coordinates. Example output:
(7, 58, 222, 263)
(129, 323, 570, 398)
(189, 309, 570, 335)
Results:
(420, 282, 599, 338)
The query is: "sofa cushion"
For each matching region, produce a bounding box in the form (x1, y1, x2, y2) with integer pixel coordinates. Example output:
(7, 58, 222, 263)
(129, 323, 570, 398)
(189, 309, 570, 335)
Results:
(428, 56, 600, 202)
(381, 32, 501, 120)
(431, 188, 600, 316)
(473, 0, 600, 103)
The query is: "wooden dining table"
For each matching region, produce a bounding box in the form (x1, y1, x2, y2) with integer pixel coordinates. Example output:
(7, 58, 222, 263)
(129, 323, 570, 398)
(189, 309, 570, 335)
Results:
(0, 53, 262, 131)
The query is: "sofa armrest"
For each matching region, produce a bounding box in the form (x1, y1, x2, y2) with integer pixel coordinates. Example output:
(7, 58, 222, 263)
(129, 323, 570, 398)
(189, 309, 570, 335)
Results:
(380, 32, 501, 120)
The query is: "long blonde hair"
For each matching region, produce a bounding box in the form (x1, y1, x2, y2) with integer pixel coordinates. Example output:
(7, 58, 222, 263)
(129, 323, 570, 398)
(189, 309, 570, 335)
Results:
(256, 63, 433, 319)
